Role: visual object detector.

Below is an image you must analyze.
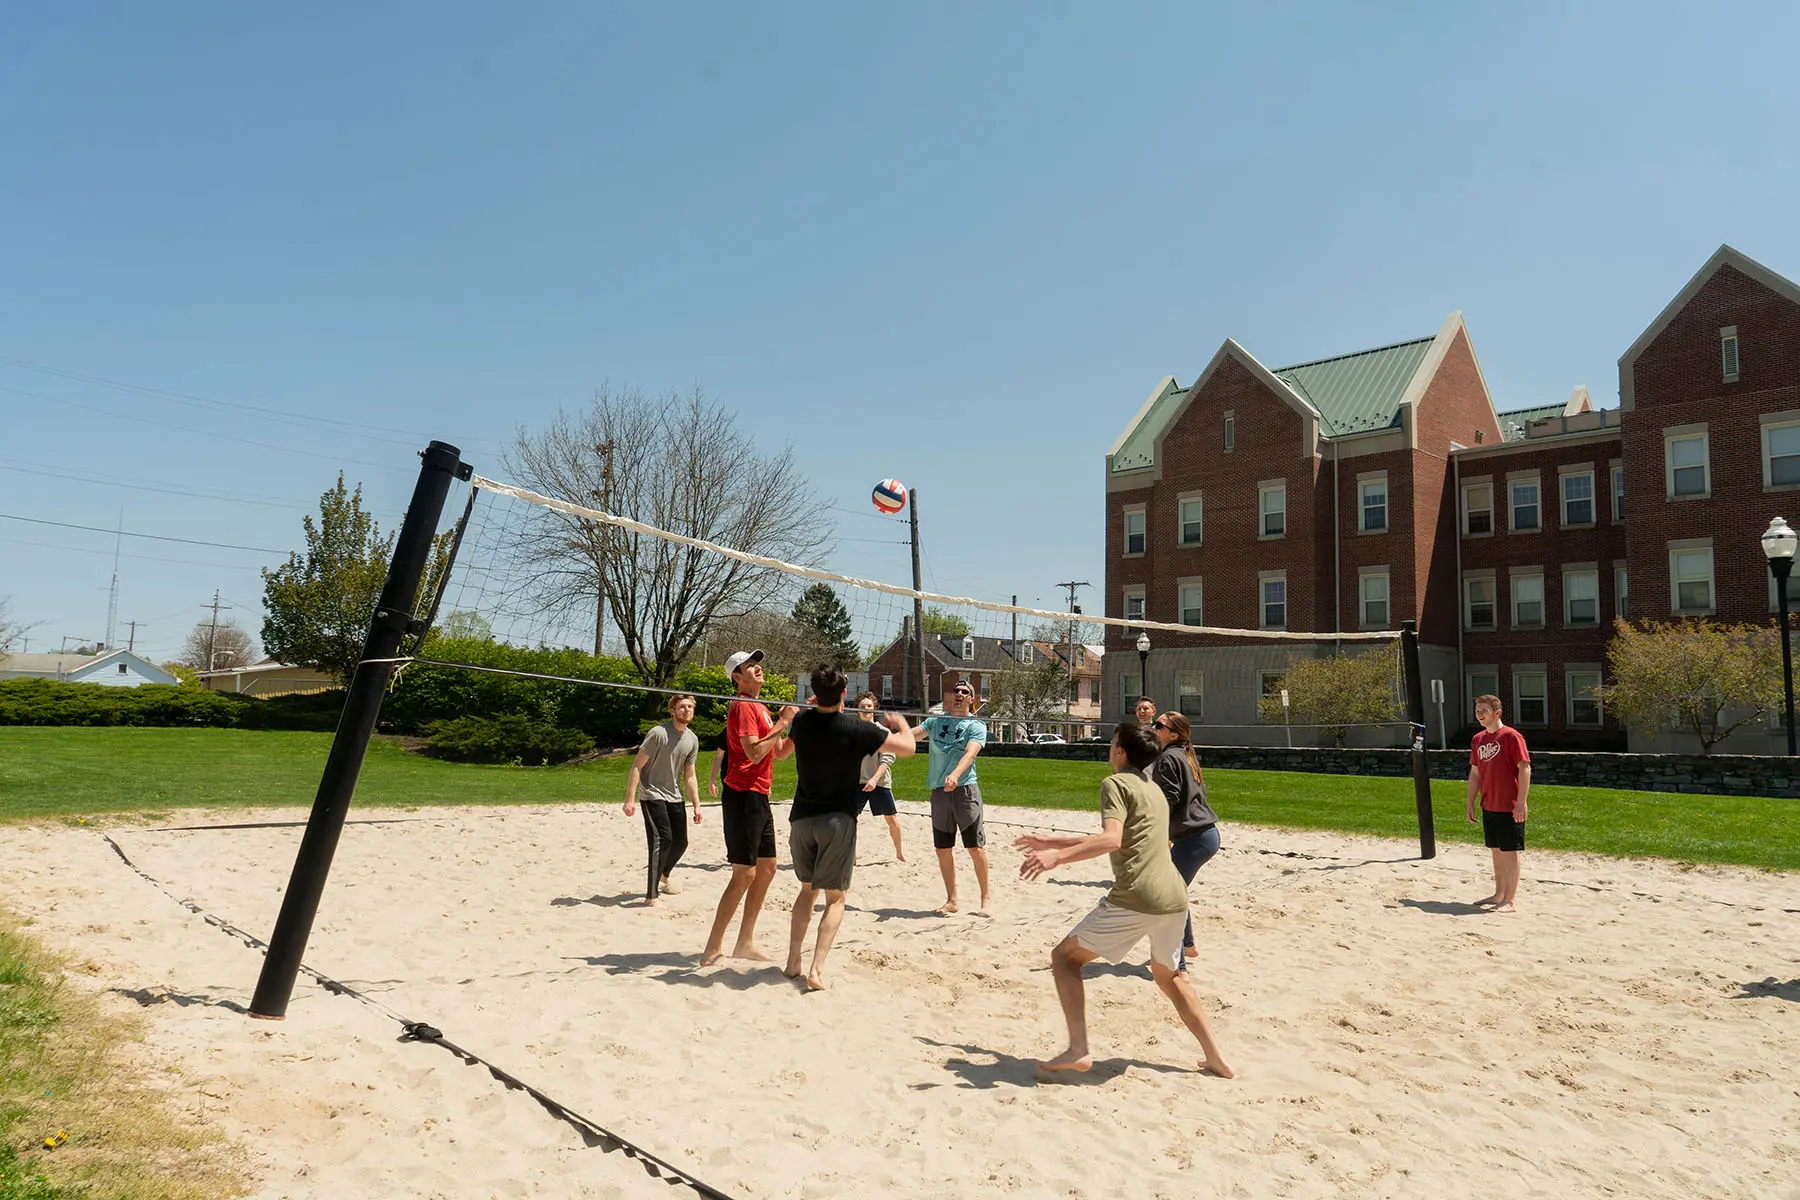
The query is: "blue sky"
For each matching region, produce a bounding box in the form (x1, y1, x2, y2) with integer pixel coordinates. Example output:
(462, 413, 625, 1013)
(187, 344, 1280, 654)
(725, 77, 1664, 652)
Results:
(4, 2, 1798, 663)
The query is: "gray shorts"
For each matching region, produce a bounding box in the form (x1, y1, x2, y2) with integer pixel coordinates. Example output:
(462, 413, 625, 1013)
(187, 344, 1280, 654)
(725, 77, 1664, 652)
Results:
(789, 812, 858, 892)
(930, 783, 985, 850)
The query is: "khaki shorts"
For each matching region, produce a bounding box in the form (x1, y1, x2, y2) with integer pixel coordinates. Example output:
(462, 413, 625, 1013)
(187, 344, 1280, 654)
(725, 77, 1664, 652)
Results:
(789, 812, 858, 892)
(1069, 899, 1187, 972)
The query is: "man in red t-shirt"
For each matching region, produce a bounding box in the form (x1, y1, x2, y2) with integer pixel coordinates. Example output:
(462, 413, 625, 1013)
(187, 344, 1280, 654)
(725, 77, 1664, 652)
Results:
(701, 649, 798, 967)
(1466, 693, 1531, 913)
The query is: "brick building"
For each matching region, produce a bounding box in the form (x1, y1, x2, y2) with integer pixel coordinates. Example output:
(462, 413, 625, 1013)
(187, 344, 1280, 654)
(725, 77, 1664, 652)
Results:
(1102, 244, 1800, 752)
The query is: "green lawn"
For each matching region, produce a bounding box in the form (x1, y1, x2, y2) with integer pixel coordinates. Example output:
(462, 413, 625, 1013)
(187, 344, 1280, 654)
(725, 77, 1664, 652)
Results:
(0, 728, 1793, 870)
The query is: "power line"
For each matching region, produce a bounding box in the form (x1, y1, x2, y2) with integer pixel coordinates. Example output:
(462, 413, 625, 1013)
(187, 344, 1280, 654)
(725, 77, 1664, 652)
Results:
(0, 512, 287, 554)
(0, 534, 269, 573)
(0, 459, 310, 509)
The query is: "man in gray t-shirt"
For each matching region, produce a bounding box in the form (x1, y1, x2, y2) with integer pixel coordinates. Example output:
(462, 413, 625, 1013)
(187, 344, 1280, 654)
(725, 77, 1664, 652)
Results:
(624, 694, 702, 904)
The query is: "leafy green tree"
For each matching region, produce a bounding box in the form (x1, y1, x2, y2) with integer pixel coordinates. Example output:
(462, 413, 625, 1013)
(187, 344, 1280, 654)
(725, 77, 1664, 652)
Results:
(262, 473, 449, 683)
(922, 607, 970, 637)
(989, 652, 1072, 735)
(1597, 618, 1783, 754)
(1256, 644, 1402, 747)
(790, 583, 859, 667)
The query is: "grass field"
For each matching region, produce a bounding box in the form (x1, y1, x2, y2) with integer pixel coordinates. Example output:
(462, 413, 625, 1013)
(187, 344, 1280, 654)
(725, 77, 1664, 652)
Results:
(0, 727, 1794, 870)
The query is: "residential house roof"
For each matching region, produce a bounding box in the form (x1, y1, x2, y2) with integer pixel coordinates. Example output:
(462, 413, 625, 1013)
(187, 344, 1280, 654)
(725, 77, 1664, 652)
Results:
(927, 634, 1027, 673)
(0, 652, 101, 676)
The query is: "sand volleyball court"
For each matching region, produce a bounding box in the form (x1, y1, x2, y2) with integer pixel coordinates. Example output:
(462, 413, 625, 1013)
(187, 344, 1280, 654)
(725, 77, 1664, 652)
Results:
(2, 801, 1794, 1199)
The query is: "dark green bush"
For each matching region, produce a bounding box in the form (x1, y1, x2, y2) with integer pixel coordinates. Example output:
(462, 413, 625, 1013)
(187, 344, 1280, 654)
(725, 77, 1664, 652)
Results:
(0, 678, 346, 731)
(422, 714, 593, 765)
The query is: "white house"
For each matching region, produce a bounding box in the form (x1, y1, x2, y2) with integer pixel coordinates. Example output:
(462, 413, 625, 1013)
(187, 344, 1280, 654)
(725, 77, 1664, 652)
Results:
(0, 649, 179, 687)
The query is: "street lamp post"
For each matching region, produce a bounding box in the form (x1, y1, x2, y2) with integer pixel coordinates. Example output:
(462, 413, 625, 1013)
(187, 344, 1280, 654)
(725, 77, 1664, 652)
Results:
(1762, 516, 1798, 756)
(1135, 631, 1151, 716)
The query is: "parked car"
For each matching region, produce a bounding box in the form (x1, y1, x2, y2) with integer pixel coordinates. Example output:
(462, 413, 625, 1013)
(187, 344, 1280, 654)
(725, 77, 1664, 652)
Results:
(1027, 733, 1066, 745)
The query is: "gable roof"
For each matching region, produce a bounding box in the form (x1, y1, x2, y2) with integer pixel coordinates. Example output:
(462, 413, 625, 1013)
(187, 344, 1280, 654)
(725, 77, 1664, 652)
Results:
(1273, 335, 1435, 436)
(65, 649, 179, 684)
(0, 652, 101, 676)
(1619, 244, 1800, 410)
(927, 634, 1027, 672)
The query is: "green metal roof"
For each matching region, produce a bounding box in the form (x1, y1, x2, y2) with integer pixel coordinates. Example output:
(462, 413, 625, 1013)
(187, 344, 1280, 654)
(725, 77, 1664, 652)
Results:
(1496, 403, 1565, 441)
(1272, 336, 1434, 436)
(1110, 378, 1186, 472)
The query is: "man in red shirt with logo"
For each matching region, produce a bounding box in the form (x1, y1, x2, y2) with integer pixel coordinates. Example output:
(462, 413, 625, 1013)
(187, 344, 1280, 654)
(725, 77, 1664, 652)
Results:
(701, 649, 798, 967)
(1467, 693, 1531, 913)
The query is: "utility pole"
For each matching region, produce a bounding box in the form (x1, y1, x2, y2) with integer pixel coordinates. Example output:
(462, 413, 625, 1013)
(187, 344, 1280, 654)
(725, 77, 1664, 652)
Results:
(124, 620, 143, 653)
(1056, 580, 1090, 715)
(104, 510, 122, 651)
(204, 590, 231, 671)
(909, 486, 926, 709)
(591, 439, 615, 658)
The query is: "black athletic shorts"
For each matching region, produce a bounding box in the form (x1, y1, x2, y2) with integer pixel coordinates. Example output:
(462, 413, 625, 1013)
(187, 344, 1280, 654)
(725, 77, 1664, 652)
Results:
(865, 785, 898, 818)
(930, 784, 985, 850)
(722, 787, 777, 865)
(1482, 808, 1526, 852)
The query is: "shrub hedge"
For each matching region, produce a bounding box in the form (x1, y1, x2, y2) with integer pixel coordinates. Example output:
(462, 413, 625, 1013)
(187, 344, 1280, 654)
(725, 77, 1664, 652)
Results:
(0, 678, 344, 732)
(423, 714, 594, 765)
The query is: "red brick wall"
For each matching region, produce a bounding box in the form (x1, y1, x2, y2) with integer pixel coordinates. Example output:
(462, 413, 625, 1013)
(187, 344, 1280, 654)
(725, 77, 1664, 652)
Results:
(1413, 330, 1505, 645)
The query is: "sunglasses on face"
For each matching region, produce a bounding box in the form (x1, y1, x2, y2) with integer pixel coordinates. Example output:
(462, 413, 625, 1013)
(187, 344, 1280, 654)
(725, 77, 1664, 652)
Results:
(953, 689, 973, 698)
(1152, 720, 1169, 730)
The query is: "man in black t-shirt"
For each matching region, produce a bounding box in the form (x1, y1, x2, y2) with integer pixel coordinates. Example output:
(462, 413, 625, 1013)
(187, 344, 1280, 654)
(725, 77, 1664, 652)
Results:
(783, 662, 916, 990)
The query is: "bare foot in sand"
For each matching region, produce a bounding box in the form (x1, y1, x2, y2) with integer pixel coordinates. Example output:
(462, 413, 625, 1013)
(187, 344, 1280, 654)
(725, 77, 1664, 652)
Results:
(1472, 894, 1500, 907)
(1037, 1049, 1093, 1073)
(934, 901, 958, 916)
(1492, 902, 1517, 914)
(700, 949, 724, 967)
(731, 944, 773, 962)
(974, 896, 992, 916)
(1201, 1057, 1236, 1079)
(896, 852, 906, 863)
(1183, 945, 1199, 960)
(783, 961, 805, 979)
(805, 972, 828, 991)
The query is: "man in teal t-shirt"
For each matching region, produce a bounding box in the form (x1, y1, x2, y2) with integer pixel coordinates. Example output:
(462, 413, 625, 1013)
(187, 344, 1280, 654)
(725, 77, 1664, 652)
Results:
(911, 680, 989, 915)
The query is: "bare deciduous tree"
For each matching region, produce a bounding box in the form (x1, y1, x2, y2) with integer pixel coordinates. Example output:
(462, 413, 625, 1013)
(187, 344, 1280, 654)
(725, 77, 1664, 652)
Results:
(0, 596, 25, 659)
(182, 618, 258, 672)
(705, 608, 839, 686)
(504, 385, 832, 687)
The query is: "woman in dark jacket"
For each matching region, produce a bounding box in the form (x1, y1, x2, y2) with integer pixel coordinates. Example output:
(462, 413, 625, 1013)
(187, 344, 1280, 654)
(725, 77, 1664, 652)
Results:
(1149, 711, 1220, 967)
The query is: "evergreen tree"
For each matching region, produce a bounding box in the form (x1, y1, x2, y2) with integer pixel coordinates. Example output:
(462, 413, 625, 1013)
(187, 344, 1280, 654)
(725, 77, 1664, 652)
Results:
(790, 583, 860, 668)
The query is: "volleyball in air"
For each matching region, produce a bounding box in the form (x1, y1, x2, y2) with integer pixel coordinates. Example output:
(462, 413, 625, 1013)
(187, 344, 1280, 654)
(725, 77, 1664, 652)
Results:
(872, 479, 908, 515)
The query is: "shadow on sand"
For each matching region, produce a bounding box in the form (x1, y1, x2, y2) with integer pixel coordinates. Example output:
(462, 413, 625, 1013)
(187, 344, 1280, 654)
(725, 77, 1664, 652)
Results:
(912, 1035, 1191, 1089)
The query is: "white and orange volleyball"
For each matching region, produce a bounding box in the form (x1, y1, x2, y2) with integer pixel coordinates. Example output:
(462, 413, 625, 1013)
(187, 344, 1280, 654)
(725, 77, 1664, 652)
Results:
(872, 479, 907, 515)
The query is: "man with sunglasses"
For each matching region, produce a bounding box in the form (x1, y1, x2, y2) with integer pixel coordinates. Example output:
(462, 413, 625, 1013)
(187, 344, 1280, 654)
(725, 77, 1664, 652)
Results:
(911, 678, 990, 915)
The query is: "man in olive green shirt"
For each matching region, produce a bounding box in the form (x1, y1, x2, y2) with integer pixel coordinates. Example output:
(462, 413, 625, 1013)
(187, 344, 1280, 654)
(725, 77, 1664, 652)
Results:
(1016, 721, 1234, 1078)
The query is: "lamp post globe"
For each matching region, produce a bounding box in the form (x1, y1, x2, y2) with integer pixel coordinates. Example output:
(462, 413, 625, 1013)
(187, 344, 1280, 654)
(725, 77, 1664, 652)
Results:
(1135, 631, 1151, 703)
(1763, 516, 1797, 757)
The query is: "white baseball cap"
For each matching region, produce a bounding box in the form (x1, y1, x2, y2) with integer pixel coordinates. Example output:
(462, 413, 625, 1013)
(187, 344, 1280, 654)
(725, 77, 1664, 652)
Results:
(724, 649, 765, 677)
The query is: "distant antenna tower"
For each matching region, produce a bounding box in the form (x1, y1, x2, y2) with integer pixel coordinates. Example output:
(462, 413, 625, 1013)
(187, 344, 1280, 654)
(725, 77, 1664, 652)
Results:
(104, 510, 122, 651)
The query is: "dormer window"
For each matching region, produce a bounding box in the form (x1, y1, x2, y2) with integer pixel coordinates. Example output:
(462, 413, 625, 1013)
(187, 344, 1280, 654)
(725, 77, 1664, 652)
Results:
(962, 636, 975, 660)
(1021, 643, 1034, 665)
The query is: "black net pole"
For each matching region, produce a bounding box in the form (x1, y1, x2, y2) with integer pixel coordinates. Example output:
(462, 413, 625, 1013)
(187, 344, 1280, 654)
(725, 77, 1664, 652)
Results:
(1399, 619, 1436, 860)
(250, 440, 466, 1019)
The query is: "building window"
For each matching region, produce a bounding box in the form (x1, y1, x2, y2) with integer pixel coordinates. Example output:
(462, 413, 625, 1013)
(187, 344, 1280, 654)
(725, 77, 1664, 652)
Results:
(962, 636, 975, 660)
(1360, 570, 1389, 629)
(881, 674, 893, 700)
(1178, 670, 1203, 720)
(1259, 671, 1285, 721)
(1224, 411, 1236, 453)
(1259, 482, 1287, 538)
(1074, 646, 1085, 669)
(979, 675, 991, 702)
(1564, 568, 1599, 626)
(1178, 580, 1204, 627)
(1466, 669, 1498, 725)
(1670, 543, 1715, 614)
(1567, 669, 1603, 726)
(117, 663, 128, 675)
(1119, 669, 1141, 719)
(1020, 642, 1034, 665)
(1721, 327, 1740, 382)
(1358, 474, 1388, 533)
(1178, 494, 1204, 545)
(1511, 572, 1544, 629)
(1561, 470, 1595, 527)
(1513, 669, 1548, 726)
(1123, 505, 1147, 556)
(1509, 478, 1540, 532)
(1259, 572, 1287, 630)
(1123, 587, 1146, 624)
(1465, 575, 1496, 630)
(1665, 430, 1709, 498)
(1764, 420, 1800, 489)
(1463, 482, 1493, 536)
(1615, 565, 1628, 620)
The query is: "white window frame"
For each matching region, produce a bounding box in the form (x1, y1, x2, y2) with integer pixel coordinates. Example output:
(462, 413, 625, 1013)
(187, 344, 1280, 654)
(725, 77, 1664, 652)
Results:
(1122, 586, 1146, 625)
(1664, 425, 1710, 500)
(1512, 667, 1548, 728)
(1177, 669, 1203, 720)
(979, 674, 991, 702)
(1614, 563, 1629, 620)
(1258, 480, 1287, 539)
(881, 674, 893, 700)
(1563, 566, 1600, 628)
(1508, 472, 1541, 533)
(1177, 491, 1204, 546)
(961, 636, 975, 660)
(1721, 325, 1740, 383)
(1119, 669, 1141, 718)
(1020, 642, 1034, 665)
(1510, 570, 1545, 630)
(1465, 668, 1499, 727)
(1359, 567, 1390, 630)
(1762, 412, 1800, 491)
(1669, 540, 1715, 615)
(1611, 461, 1625, 522)
(1559, 465, 1596, 528)
(1462, 478, 1493, 537)
(1122, 504, 1147, 557)
(1177, 577, 1204, 628)
(1566, 667, 1604, 727)
(1357, 471, 1389, 534)
(1464, 572, 1496, 631)
(1223, 411, 1236, 454)
(1259, 570, 1288, 631)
